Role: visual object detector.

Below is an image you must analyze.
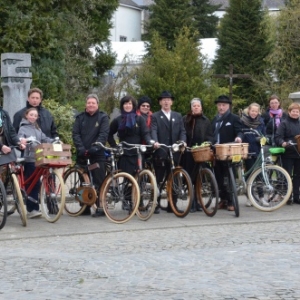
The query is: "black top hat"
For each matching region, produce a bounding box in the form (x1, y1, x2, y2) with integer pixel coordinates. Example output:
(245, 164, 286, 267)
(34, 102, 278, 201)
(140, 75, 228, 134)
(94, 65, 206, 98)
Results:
(214, 95, 232, 104)
(157, 91, 174, 101)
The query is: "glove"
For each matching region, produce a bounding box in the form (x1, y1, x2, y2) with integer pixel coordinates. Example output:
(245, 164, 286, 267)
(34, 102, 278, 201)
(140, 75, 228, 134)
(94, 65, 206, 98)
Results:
(77, 148, 87, 157)
(87, 147, 99, 156)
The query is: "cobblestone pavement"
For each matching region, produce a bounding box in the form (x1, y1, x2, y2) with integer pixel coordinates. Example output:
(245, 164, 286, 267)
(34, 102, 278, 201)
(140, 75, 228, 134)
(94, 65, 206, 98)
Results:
(1, 196, 300, 300)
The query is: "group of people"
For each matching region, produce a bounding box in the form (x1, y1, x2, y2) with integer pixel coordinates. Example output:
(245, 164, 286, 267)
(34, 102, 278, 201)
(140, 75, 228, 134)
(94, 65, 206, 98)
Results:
(1, 88, 299, 220)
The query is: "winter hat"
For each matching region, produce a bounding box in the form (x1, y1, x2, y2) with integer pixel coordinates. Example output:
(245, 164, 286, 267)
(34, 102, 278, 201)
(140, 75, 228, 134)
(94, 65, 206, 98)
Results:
(138, 96, 152, 108)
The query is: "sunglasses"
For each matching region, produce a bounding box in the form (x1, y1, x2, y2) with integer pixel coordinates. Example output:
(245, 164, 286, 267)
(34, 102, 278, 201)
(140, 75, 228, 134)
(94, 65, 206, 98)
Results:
(141, 104, 150, 108)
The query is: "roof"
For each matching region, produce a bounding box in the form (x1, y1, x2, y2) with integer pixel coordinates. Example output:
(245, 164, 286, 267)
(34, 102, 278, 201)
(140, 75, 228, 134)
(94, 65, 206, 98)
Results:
(120, 0, 141, 8)
(209, 0, 285, 10)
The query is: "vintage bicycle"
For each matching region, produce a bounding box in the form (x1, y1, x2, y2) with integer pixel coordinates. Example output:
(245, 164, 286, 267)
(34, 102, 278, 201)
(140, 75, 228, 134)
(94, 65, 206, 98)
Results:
(187, 145, 219, 217)
(12, 137, 68, 223)
(63, 142, 140, 224)
(121, 141, 157, 221)
(153, 142, 193, 218)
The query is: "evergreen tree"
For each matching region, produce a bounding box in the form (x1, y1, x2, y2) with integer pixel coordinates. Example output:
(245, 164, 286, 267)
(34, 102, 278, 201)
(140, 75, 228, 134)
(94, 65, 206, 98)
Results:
(265, 0, 300, 102)
(0, 0, 118, 103)
(143, 0, 196, 49)
(192, 0, 220, 38)
(213, 0, 272, 106)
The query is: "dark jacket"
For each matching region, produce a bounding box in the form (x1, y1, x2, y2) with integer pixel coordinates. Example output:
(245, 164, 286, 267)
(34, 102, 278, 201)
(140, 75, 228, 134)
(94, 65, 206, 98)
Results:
(211, 112, 243, 144)
(0, 108, 20, 149)
(262, 109, 287, 146)
(73, 110, 109, 157)
(183, 113, 214, 147)
(108, 114, 151, 156)
(13, 101, 58, 138)
(241, 116, 266, 157)
(151, 110, 186, 160)
(275, 116, 300, 159)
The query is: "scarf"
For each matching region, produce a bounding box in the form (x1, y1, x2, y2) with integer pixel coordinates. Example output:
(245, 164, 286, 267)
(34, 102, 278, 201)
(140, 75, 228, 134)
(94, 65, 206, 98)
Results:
(269, 109, 282, 128)
(185, 111, 202, 141)
(241, 113, 261, 129)
(118, 109, 137, 131)
(136, 109, 152, 128)
(213, 110, 230, 143)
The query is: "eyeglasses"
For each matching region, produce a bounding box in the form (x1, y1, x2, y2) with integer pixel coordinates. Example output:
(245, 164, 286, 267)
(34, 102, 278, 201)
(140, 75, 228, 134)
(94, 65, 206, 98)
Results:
(141, 104, 150, 108)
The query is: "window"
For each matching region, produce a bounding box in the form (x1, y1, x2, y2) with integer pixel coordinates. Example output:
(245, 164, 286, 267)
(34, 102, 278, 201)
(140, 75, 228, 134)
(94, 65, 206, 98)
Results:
(120, 36, 127, 42)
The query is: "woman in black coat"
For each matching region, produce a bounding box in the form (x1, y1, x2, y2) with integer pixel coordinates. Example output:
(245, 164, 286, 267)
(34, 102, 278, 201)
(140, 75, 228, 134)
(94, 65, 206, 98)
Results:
(182, 98, 214, 212)
(108, 95, 151, 176)
(275, 103, 300, 204)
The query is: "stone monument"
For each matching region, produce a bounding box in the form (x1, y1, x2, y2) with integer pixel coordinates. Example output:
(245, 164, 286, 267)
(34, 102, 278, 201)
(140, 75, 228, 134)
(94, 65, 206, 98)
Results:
(1, 53, 32, 118)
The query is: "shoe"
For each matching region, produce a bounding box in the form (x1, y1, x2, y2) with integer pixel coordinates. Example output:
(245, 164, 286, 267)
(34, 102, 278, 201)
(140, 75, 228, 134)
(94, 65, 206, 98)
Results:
(287, 199, 293, 205)
(7, 205, 16, 216)
(227, 205, 234, 211)
(154, 206, 160, 214)
(293, 199, 300, 205)
(81, 206, 91, 215)
(218, 200, 227, 210)
(260, 198, 270, 207)
(122, 200, 132, 211)
(245, 199, 253, 207)
(92, 208, 105, 217)
(196, 203, 202, 212)
(190, 207, 196, 213)
(270, 194, 281, 202)
(27, 210, 42, 219)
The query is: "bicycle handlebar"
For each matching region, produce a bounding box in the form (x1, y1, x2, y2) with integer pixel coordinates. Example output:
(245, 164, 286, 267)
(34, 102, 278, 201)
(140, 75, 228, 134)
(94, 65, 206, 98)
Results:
(93, 142, 124, 156)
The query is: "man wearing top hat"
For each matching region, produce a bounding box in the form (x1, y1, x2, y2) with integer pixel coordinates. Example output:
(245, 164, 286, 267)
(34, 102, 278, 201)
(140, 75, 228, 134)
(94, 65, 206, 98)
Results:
(211, 95, 243, 211)
(151, 91, 186, 214)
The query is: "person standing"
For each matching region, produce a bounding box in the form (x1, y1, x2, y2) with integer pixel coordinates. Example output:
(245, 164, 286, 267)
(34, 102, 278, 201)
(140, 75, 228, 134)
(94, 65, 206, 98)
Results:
(211, 95, 243, 211)
(151, 91, 186, 214)
(262, 94, 287, 146)
(136, 96, 152, 130)
(18, 108, 54, 218)
(13, 87, 58, 139)
(240, 103, 268, 207)
(73, 94, 109, 217)
(108, 95, 151, 176)
(182, 98, 214, 212)
(275, 103, 300, 205)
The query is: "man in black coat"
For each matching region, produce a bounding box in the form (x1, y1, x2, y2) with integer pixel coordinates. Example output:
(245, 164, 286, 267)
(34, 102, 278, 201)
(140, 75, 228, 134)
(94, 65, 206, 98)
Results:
(211, 95, 243, 211)
(151, 91, 186, 213)
(13, 87, 58, 139)
(73, 94, 109, 217)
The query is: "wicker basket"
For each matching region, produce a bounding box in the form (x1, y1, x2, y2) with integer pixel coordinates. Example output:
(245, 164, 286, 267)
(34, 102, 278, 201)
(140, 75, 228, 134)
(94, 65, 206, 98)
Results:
(295, 135, 300, 152)
(35, 143, 72, 167)
(215, 143, 249, 161)
(191, 146, 214, 162)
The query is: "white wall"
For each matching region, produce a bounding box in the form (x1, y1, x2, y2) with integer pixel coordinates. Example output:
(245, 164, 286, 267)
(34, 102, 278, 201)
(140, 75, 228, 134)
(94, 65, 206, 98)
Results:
(110, 5, 142, 42)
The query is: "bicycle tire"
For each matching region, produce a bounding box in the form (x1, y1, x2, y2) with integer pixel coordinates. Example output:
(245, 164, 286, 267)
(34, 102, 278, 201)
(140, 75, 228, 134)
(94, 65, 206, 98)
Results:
(63, 167, 90, 216)
(229, 167, 239, 217)
(11, 174, 27, 226)
(100, 172, 140, 224)
(168, 168, 193, 218)
(0, 180, 7, 229)
(135, 169, 157, 221)
(40, 169, 65, 223)
(195, 168, 219, 217)
(247, 165, 292, 212)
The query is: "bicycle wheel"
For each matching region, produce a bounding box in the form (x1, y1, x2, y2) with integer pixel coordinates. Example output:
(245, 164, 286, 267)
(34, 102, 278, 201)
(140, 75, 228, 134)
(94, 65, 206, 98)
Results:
(100, 172, 140, 224)
(11, 174, 27, 226)
(63, 167, 90, 216)
(228, 166, 239, 217)
(0, 180, 7, 229)
(168, 168, 193, 218)
(247, 165, 292, 212)
(135, 169, 157, 221)
(195, 168, 219, 217)
(40, 169, 65, 223)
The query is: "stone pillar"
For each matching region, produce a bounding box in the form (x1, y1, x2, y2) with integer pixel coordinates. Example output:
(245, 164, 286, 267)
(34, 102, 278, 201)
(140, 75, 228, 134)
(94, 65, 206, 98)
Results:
(288, 91, 300, 104)
(1, 53, 32, 119)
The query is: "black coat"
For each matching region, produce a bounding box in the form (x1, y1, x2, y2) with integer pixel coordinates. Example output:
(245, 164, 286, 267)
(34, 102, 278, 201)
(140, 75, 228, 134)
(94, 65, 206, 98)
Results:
(275, 116, 300, 159)
(0, 108, 20, 149)
(211, 112, 243, 144)
(13, 101, 58, 139)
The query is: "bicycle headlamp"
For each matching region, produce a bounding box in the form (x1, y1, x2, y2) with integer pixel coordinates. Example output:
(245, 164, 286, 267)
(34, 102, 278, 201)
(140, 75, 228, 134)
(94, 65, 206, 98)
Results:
(140, 145, 147, 153)
(172, 143, 179, 152)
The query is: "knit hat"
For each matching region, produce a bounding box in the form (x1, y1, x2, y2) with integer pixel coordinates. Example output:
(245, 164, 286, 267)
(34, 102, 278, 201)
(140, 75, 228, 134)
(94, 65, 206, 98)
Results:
(138, 96, 152, 108)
